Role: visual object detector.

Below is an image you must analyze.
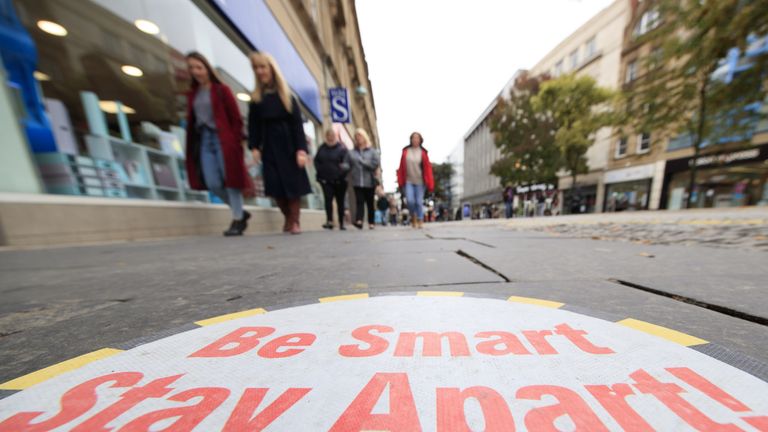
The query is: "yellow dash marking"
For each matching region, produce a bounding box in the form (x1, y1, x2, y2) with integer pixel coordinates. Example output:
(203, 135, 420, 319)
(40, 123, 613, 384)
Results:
(319, 293, 369, 303)
(0, 348, 122, 390)
(507, 296, 564, 309)
(417, 291, 464, 297)
(195, 308, 267, 326)
(618, 318, 708, 346)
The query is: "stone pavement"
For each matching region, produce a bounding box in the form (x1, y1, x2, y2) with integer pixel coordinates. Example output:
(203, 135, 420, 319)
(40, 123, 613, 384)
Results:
(0, 207, 766, 429)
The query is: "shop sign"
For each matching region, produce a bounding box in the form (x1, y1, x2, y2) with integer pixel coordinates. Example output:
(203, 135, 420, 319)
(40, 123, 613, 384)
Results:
(329, 88, 350, 123)
(605, 163, 656, 184)
(1, 296, 767, 430)
(692, 148, 761, 168)
(515, 183, 555, 194)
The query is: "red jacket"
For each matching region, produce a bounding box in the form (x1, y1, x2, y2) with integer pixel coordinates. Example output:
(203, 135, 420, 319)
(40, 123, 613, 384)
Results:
(397, 146, 434, 192)
(185, 83, 250, 190)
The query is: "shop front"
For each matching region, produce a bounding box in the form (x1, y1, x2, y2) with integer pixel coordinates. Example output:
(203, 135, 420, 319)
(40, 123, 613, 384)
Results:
(514, 183, 558, 217)
(661, 144, 768, 210)
(603, 163, 655, 212)
(2, 0, 322, 207)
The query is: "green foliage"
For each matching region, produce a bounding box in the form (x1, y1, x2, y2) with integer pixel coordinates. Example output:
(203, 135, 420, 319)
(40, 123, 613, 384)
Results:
(624, 0, 767, 207)
(488, 74, 560, 187)
(533, 74, 617, 184)
(626, 0, 766, 145)
(431, 162, 454, 202)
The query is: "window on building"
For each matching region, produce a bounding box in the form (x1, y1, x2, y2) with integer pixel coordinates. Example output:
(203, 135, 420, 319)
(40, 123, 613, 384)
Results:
(585, 36, 597, 59)
(626, 60, 638, 83)
(554, 60, 564, 77)
(637, 132, 651, 153)
(570, 49, 579, 70)
(616, 137, 628, 158)
(634, 9, 660, 37)
(649, 47, 663, 69)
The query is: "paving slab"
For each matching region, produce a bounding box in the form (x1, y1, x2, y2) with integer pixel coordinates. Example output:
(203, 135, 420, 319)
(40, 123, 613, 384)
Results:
(1, 295, 766, 430)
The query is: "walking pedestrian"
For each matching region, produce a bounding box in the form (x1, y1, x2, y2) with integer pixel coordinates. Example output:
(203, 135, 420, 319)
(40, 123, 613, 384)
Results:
(348, 129, 380, 230)
(314, 128, 350, 230)
(388, 195, 399, 226)
(376, 187, 389, 226)
(184, 52, 251, 237)
(503, 185, 514, 219)
(396, 132, 434, 229)
(247, 52, 311, 235)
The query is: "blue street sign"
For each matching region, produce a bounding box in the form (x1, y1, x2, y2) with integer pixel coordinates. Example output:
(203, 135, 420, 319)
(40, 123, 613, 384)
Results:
(329, 87, 350, 123)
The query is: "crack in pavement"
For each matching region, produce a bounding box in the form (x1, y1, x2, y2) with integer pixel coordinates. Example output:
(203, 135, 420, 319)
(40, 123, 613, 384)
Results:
(609, 278, 768, 327)
(455, 250, 511, 282)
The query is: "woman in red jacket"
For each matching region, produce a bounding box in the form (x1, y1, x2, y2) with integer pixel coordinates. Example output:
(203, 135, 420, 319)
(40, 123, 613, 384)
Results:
(185, 52, 251, 236)
(396, 132, 434, 228)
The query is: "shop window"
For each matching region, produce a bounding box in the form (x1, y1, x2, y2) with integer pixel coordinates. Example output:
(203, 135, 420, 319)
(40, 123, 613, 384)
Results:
(637, 132, 651, 153)
(615, 137, 628, 158)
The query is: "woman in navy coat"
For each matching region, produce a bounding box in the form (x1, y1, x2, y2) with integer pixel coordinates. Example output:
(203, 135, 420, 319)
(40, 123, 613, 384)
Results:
(248, 52, 312, 234)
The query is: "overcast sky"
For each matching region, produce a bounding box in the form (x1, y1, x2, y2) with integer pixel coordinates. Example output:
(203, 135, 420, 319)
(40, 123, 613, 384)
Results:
(355, 0, 615, 191)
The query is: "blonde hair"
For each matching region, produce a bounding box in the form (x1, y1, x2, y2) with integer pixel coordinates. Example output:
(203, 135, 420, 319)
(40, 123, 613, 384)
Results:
(250, 52, 293, 112)
(354, 128, 371, 148)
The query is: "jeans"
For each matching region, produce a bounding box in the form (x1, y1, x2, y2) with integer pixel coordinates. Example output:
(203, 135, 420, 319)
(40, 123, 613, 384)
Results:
(405, 182, 425, 220)
(353, 186, 375, 225)
(321, 180, 347, 226)
(505, 201, 513, 218)
(200, 127, 244, 220)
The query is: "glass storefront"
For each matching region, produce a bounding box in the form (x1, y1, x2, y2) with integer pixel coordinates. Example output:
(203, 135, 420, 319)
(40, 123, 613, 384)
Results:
(666, 162, 768, 209)
(662, 144, 768, 210)
(562, 185, 597, 214)
(604, 179, 651, 212)
(8, 0, 321, 206)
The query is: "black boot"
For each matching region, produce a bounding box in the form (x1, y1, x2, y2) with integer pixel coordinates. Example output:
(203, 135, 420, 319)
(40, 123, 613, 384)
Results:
(323, 222, 334, 230)
(223, 220, 244, 237)
(241, 211, 251, 233)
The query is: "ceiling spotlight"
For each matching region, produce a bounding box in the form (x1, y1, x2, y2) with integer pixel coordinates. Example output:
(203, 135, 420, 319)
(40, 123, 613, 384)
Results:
(37, 20, 67, 37)
(236, 92, 252, 102)
(121, 65, 144, 77)
(134, 19, 160, 35)
(34, 71, 51, 81)
(99, 101, 136, 114)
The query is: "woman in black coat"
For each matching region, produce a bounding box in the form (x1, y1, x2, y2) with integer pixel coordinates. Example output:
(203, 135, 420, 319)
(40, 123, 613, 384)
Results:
(248, 52, 312, 234)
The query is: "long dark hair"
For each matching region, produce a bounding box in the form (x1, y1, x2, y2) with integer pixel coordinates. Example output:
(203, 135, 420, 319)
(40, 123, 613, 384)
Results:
(185, 51, 223, 89)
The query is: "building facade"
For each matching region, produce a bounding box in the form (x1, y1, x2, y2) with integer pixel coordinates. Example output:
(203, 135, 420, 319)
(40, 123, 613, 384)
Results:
(529, 0, 630, 214)
(606, 0, 768, 212)
(446, 141, 464, 215)
(462, 75, 519, 207)
(0, 0, 378, 245)
(461, 1, 629, 214)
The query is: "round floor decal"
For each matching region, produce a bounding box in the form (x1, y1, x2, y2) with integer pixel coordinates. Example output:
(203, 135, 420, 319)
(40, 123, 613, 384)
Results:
(1, 296, 767, 431)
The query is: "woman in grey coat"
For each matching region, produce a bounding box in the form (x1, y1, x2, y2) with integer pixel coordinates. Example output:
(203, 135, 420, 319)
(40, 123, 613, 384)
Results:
(348, 128, 380, 229)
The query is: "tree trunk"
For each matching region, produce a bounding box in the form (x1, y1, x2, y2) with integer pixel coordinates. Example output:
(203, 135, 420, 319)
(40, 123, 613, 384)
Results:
(687, 75, 709, 209)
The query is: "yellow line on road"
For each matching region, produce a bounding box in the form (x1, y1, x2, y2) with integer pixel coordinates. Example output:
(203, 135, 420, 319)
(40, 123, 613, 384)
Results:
(507, 296, 564, 309)
(618, 318, 708, 346)
(195, 308, 267, 326)
(0, 348, 123, 390)
(319, 293, 369, 303)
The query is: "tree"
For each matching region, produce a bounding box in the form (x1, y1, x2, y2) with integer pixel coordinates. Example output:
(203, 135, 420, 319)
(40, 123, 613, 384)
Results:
(624, 0, 767, 208)
(532, 74, 617, 189)
(488, 73, 560, 188)
(431, 162, 454, 203)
